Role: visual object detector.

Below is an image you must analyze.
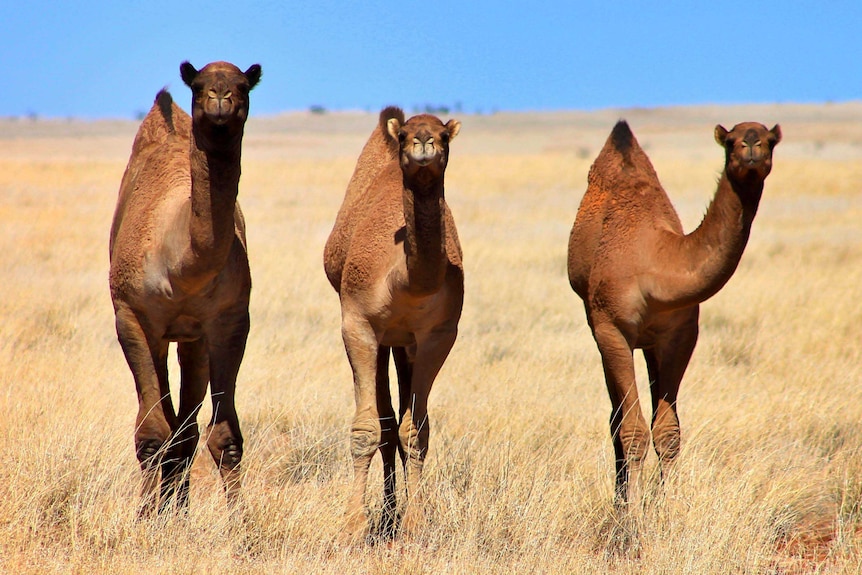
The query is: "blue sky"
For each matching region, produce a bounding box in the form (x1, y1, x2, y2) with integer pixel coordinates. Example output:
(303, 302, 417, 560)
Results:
(3, 1, 859, 119)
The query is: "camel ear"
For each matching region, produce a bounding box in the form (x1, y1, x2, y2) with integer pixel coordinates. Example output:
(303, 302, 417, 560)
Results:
(445, 119, 461, 142)
(244, 64, 262, 90)
(714, 124, 729, 146)
(769, 124, 782, 146)
(180, 61, 199, 88)
(387, 118, 402, 141)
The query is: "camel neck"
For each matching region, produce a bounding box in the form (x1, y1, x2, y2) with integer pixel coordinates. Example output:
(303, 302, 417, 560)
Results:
(657, 173, 761, 308)
(185, 134, 242, 279)
(402, 179, 447, 296)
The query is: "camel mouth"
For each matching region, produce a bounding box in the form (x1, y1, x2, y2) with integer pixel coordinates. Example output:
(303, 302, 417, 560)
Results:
(409, 154, 436, 167)
(204, 106, 237, 125)
(746, 157, 767, 167)
(207, 114, 231, 125)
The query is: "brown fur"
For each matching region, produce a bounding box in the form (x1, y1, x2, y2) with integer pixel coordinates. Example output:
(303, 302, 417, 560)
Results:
(567, 120, 781, 506)
(109, 61, 261, 513)
(323, 106, 463, 542)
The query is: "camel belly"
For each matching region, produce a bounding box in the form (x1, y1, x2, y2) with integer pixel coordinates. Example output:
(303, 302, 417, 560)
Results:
(163, 315, 204, 342)
(375, 288, 459, 347)
(380, 328, 416, 348)
(635, 305, 699, 350)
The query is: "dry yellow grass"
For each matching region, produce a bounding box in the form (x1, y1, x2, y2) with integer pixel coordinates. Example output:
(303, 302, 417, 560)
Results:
(1, 102, 860, 573)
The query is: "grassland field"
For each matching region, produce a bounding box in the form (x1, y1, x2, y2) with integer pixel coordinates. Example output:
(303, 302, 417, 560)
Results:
(0, 101, 860, 573)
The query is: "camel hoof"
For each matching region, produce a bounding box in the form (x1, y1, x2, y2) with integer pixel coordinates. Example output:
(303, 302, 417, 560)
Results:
(340, 512, 370, 547)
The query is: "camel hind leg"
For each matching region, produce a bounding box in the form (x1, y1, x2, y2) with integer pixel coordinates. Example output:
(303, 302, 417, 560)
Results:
(393, 346, 414, 467)
(376, 346, 399, 539)
(159, 338, 209, 510)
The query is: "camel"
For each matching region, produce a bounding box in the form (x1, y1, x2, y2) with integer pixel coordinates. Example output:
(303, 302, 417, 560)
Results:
(323, 106, 463, 542)
(568, 120, 781, 506)
(109, 60, 261, 513)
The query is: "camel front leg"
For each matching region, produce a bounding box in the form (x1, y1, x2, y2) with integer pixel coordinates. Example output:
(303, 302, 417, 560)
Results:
(645, 311, 698, 480)
(114, 304, 175, 516)
(205, 309, 249, 506)
(399, 328, 456, 538)
(340, 310, 382, 544)
(593, 321, 649, 509)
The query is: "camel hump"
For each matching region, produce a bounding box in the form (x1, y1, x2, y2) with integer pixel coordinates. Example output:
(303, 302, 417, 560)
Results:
(379, 106, 405, 131)
(379, 106, 405, 152)
(588, 119, 659, 189)
(155, 89, 175, 133)
(610, 120, 634, 157)
(603, 119, 652, 172)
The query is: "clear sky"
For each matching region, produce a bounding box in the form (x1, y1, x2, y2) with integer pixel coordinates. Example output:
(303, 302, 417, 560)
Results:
(3, 1, 859, 119)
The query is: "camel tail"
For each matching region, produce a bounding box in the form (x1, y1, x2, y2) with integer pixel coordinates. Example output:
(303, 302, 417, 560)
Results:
(155, 89, 175, 133)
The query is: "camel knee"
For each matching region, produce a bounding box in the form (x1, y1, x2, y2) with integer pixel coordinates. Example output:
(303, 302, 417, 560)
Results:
(208, 441, 242, 472)
(653, 426, 681, 464)
(206, 423, 243, 471)
(399, 418, 429, 462)
(135, 421, 171, 467)
(350, 419, 381, 461)
(135, 406, 174, 464)
(652, 407, 681, 464)
(135, 437, 166, 470)
(620, 428, 650, 464)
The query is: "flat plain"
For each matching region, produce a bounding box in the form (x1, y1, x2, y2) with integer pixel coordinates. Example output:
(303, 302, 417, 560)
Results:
(1, 101, 860, 573)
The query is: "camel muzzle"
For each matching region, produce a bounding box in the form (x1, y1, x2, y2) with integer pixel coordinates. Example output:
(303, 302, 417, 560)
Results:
(741, 142, 765, 165)
(409, 138, 438, 165)
(204, 91, 237, 124)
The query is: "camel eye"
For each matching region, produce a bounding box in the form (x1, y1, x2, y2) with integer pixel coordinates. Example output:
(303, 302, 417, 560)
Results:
(398, 131, 406, 144)
(440, 132, 450, 144)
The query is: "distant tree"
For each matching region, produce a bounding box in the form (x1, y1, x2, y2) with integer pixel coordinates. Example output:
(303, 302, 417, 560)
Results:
(414, 104, 451, 115)
(309, 105, 327, 115)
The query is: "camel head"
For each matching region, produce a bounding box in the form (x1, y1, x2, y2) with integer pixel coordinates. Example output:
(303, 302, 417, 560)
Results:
(714, 122, 781, 186)
(386, 113, 461, 182)
(180, 61, 262, 146)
